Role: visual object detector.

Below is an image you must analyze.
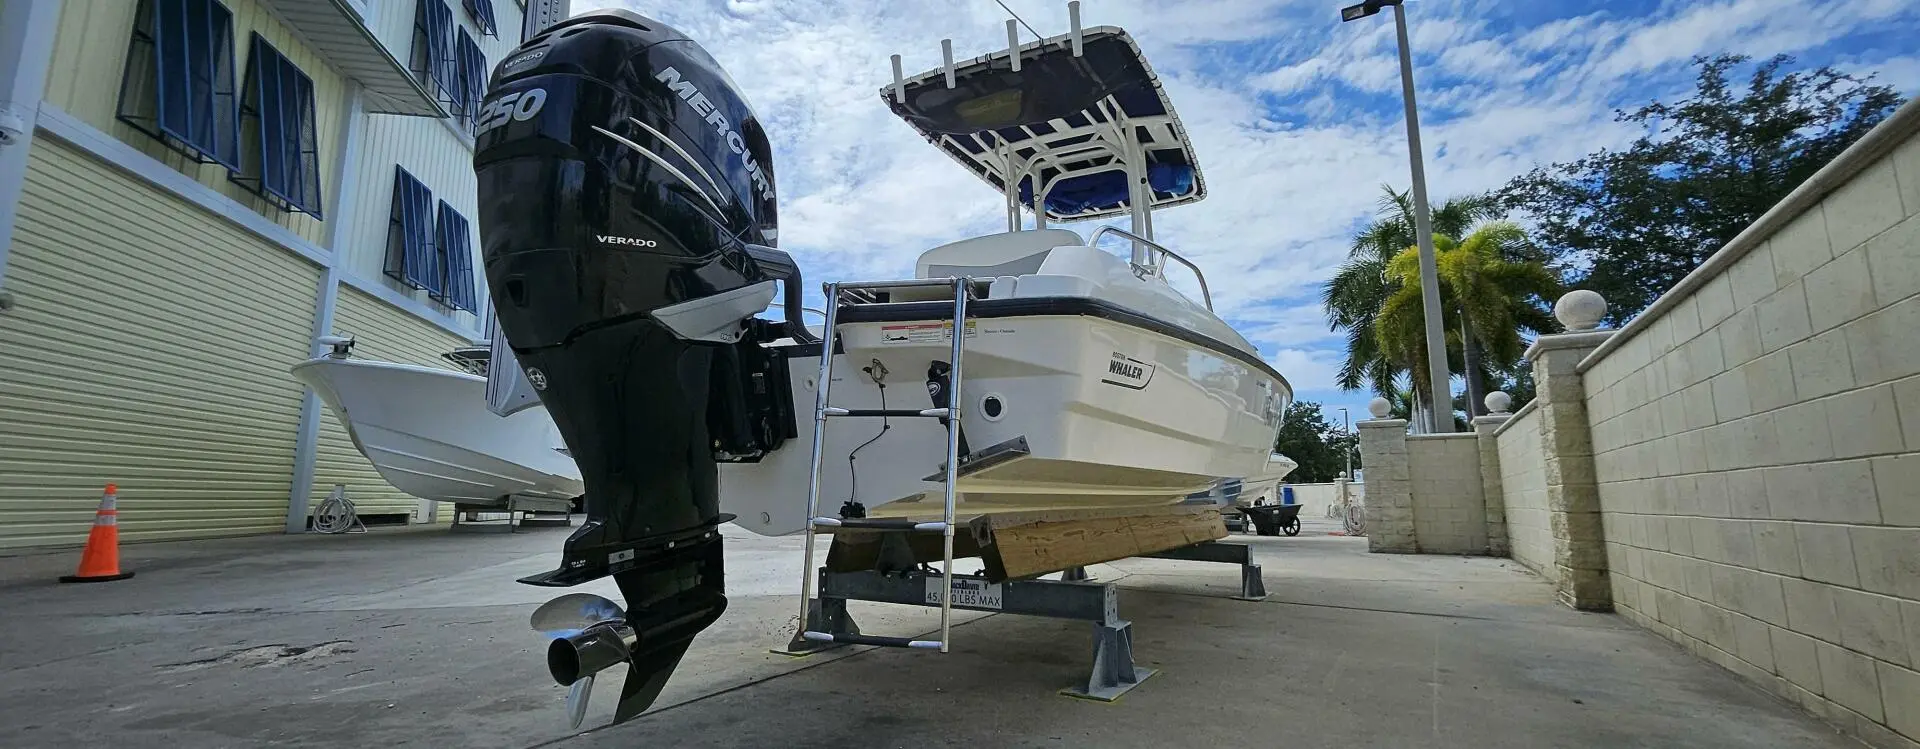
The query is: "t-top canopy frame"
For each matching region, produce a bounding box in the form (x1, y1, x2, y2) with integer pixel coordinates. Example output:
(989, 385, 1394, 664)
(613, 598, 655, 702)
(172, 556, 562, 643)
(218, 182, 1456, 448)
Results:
(879, 6, 1207, 236)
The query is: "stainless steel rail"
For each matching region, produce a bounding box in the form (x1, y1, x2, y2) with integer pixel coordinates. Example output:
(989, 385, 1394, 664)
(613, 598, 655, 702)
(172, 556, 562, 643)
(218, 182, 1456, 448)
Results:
(1087, 225, 1213, 311)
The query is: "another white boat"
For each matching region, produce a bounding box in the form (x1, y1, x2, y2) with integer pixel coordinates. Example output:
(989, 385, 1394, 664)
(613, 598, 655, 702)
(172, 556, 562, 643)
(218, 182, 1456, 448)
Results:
(1186, 452, 1300, 508)
(290, 340, 582, 507)
(1238, 452, 1301, 506)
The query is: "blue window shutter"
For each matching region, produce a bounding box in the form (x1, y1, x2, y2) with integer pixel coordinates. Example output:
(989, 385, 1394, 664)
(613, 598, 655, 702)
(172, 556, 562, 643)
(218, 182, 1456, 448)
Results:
(455, 29, 485, 128)
(384, 167, 440, 293)
(436, 202, 478, 312)
(117, 0, 240, 170)
(414, 0, 458, 106)
(463, 0, 498, 37)
(236, 34, 322, 216)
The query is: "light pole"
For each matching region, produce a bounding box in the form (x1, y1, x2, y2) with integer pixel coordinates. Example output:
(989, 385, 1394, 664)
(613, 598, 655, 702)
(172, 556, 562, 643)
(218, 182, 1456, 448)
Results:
(1340, 0, 1453, 433)
(1338, 406, 1353, 481)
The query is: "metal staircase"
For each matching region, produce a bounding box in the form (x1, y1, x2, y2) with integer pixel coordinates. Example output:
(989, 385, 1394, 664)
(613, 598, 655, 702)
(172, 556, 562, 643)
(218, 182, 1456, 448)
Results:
(795, 277, 971, 652)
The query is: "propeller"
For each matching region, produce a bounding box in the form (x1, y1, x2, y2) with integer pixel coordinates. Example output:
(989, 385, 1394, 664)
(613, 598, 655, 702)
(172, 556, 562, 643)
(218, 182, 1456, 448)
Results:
(565, 674, 594, 729)
(531, 593, 626, 639)
(530, 593, 631, 730)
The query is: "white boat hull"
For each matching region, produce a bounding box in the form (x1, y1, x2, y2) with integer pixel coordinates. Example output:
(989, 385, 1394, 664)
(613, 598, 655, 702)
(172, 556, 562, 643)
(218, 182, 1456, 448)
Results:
(291, 358, 583, 506)
(722, 313, 1284, 535)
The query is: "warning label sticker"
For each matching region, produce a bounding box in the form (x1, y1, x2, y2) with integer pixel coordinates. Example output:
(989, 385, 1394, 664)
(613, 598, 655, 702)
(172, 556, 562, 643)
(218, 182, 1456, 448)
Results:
(880, 320, 977, 345)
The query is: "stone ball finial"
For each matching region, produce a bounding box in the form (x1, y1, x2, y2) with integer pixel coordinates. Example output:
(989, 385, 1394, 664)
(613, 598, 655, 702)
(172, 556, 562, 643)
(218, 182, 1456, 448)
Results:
(1485, 390, 1512, 414)
(1367, 396, 1392, 419)
(1554, 290, 1607, 332)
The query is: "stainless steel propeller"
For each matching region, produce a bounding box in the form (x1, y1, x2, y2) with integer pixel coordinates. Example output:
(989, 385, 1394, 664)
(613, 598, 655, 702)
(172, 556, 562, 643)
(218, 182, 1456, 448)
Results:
(530, 593, 629, 729)
(530, 592, 626, 638)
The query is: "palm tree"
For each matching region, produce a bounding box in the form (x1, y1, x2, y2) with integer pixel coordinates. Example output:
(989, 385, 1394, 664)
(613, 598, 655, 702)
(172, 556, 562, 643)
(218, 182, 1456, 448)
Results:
(1374, 222, 1560, 418)
(1322, 186, 1503, 408)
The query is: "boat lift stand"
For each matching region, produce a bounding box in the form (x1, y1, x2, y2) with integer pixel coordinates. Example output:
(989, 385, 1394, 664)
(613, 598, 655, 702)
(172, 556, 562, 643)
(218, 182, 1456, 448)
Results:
(777, 537, 1267, 701)
(780, 565, 1156, 701)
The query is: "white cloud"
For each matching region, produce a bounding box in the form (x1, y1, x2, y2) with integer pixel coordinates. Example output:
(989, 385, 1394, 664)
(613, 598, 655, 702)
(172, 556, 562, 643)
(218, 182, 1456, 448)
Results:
(595, 0, 1912, 400)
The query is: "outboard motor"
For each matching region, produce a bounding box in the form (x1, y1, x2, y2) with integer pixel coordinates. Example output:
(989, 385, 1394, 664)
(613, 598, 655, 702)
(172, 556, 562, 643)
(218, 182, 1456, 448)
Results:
(474, 9, 811, 725)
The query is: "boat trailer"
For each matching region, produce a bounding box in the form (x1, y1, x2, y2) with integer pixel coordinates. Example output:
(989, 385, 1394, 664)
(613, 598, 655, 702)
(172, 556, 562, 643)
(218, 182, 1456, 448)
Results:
(778, 539, 1267, 701)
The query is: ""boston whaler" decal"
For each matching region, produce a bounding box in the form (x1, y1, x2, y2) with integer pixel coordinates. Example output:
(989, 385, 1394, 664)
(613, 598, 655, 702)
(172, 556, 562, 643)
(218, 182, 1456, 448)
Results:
(1101, 351, 1154, 389)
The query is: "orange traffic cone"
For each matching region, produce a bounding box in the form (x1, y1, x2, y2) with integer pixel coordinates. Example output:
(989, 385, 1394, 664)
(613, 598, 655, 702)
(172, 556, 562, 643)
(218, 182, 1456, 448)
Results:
(59, 484, 134, 583)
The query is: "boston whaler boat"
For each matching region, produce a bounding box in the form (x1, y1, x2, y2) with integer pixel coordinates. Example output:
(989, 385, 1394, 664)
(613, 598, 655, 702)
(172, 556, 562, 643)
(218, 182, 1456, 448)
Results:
(472, 5, 1289, 726)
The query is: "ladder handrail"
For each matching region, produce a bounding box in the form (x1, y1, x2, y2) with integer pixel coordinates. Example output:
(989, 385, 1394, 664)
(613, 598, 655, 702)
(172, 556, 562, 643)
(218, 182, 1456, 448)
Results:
(797, 277, 969, 653)
(794, 286, 842, 643)
(936, 277, 966, 652)
(1086, 226, 1213, 311)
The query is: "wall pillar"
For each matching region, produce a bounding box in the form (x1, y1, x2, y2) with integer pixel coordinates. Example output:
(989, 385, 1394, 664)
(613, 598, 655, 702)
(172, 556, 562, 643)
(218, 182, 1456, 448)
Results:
(1356, 408, 1415, 553)
(1524, 310, 1616, 610)
(0, 0, 65, 295)
(1472, 402, 1511, 557)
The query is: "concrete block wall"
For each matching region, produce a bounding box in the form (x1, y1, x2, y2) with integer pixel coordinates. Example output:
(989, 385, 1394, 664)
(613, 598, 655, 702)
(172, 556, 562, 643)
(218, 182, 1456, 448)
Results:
(1358, 418, 1416, 553)
(1495, 404, 1554, 581)
(1474, 414, 1512, 556)
(1574, 102, 1920, 748)
(1407, 434, 1489, 554)
(1357, 418, 1502, 555)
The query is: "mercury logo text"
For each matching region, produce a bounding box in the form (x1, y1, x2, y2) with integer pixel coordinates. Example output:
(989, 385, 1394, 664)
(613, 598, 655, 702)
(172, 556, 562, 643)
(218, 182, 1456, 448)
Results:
(655, 66, 775, 202)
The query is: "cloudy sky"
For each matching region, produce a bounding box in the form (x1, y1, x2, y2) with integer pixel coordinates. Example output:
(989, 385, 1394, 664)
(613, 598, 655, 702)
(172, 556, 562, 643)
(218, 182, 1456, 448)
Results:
(603, 0, 1920, 425)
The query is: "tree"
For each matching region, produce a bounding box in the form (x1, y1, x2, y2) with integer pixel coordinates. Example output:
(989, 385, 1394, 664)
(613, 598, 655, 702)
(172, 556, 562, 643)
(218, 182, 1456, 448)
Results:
(1500, 54, 1903, 323)
(1272, 401, 1357, 483)
(1373, 222, 1561, 419)
(1323, 187, 1512, 405)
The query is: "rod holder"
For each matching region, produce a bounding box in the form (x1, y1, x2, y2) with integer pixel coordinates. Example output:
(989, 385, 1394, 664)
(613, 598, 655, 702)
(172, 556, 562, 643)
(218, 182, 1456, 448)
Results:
(890, 54, 905, 101)
(1006, 20, 1021, 72)
(942, 39, 956, 88)
(1069, 1, 1083, 57)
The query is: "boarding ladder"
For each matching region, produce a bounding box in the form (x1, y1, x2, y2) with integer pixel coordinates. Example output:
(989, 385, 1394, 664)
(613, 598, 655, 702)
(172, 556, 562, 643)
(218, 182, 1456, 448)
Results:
(795, 277, 972, 652)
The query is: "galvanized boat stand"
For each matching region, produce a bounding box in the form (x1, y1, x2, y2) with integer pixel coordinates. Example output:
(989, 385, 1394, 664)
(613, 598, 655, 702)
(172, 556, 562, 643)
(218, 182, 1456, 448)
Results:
(779, 566, 1156, 701)
(776, 539, 1268, 701)
(1142, 540, 1269, 601)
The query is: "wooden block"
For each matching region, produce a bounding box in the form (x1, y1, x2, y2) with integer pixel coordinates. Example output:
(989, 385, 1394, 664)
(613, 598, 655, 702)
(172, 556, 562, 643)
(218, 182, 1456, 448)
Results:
(976, 506, 1227, 580)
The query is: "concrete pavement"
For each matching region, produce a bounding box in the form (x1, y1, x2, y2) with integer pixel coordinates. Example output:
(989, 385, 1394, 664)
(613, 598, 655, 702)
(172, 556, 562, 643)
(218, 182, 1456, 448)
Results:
(0, 518, 1858, 747)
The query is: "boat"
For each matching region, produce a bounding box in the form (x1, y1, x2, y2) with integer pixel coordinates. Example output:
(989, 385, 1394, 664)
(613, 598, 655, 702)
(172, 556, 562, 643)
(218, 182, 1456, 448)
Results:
(1186, 452, 1299, 508)
(289, 338, 582, 507)
(470, 6, 1289, 725)
(1237, 452, 1301, 506)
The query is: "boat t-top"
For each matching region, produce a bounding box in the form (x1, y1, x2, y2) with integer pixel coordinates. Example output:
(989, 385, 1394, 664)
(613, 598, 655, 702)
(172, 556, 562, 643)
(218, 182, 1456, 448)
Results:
(472, 4, 1290, 727)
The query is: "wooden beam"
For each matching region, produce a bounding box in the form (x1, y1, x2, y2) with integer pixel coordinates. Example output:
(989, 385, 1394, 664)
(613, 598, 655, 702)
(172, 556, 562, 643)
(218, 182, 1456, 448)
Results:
(976, 506, 1227, 581)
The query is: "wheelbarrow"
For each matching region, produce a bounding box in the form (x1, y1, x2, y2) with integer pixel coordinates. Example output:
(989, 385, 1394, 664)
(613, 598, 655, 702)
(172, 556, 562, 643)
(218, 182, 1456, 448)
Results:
(1239, 503, 1303, 536)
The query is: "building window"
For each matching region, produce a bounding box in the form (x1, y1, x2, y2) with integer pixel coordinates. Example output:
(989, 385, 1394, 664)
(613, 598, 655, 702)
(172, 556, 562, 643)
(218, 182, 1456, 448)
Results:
(232, 35, 322, 217)
(116, 0, 241, 170)
(454, 29, 488, 131)
(385, 167, 441, 295)
(411, 0, 461, 115)
(463, 0, 498, 38)
(435, 202, 479, 312)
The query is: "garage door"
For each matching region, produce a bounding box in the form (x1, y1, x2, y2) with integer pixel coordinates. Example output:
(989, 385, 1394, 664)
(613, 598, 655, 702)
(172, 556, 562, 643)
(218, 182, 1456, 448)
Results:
(0, 138, 318, 550)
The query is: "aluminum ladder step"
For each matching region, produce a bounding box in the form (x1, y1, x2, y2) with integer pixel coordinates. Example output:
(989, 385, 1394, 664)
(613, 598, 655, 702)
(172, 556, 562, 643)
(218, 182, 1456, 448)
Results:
(800, 631, 944, 649)
(823, 407, 950, 418)
(810, 517, 949, 532)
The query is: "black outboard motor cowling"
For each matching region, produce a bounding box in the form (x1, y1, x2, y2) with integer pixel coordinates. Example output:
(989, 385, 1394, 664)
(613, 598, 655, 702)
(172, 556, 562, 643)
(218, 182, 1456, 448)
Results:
(474, 9, 807, 722)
